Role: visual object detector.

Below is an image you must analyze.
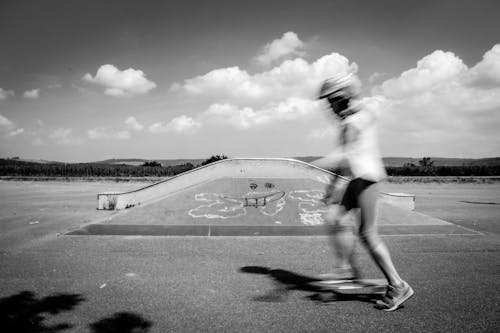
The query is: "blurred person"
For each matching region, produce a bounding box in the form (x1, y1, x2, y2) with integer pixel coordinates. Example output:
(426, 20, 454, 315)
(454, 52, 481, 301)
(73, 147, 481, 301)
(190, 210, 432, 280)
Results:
(311, 73, 414, 311)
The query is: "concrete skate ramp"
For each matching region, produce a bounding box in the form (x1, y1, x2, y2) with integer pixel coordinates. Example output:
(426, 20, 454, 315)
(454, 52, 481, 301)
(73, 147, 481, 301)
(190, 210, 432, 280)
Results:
(97, 158, 415, 211)
(66, 159, 479, 236)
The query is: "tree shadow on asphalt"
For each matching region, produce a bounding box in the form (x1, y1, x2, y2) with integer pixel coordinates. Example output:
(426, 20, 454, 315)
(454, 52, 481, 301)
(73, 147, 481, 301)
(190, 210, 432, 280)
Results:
(239, 266, 383, 305)
(89, 312, 152, 333)
(0, 290, 85, 332)
(0, 291, 152, 333)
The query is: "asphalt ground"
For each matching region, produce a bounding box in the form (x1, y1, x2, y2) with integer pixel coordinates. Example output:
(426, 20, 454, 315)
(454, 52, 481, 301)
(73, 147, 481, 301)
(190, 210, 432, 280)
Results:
(0, 181, 499, 332)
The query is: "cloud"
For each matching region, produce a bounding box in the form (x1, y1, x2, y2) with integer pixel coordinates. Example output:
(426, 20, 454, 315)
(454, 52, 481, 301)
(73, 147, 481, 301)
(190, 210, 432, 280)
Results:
(0, 114, 25, 138)
(48, 84, 62, 89)
(306, 126, 337, 142)
(172, 52, 357, 104)
(202, 97, 320, 129)
(375, 50, 467, 98)
(7, 128, 25, 137)
(87, 128, 131, 140)
(0, 88, 15, 100)
(0, 114, 13, 128)
(83, 64, 157, 96)
(467, 44, 500, 87)
(24, 89, 40, 99)
(124, 116, 144, 131)
(254, 32, 306, 66)
(49, 128, 84, 145)
(169, 40, 356, 133)
(373, 44, 500, 157)
(7, 128, 24, 137)
(170, 36, 499, 157)
(367, 72, 387, 85)
(149, 115, 202, 134)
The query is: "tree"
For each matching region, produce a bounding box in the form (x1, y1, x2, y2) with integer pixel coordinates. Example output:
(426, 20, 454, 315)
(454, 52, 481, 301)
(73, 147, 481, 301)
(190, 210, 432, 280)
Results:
(419, 157, 434, 167)
(141, 161, 162, 167)
(200, 155, 228, 166)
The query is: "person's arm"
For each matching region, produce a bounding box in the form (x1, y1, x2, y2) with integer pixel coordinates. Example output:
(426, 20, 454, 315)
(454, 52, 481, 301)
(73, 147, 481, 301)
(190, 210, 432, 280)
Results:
(310, 151, 346, 205)
(310, 153, 343, 170)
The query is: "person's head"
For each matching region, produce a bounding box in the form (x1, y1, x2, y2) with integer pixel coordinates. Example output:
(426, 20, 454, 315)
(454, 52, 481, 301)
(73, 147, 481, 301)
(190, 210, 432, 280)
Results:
(318, 73, 361, 119)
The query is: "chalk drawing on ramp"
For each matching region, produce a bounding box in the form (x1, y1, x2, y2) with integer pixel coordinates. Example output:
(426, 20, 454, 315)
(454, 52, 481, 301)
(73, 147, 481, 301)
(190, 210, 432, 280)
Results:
(188, 187, 337, 225)
(188, 191, 287, 219)
(288, 189, 330, 225)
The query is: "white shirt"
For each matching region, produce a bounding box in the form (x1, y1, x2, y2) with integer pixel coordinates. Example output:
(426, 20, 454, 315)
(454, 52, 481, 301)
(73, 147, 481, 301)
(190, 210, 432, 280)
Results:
(315, 97, 387, 182)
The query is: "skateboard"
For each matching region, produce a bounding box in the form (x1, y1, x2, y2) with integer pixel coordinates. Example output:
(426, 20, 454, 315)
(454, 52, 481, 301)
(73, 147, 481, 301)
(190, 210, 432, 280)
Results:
(309, 278, 387, 303)
(311, 278, 387, 293)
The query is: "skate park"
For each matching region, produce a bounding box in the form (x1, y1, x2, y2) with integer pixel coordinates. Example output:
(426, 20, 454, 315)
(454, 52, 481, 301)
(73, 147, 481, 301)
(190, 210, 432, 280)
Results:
(71, 158, 471, 238)
(1, 158, 498, 332)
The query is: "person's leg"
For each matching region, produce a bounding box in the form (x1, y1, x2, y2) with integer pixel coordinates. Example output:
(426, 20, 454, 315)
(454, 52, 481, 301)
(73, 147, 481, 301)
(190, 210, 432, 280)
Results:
(319, 179, 359, 280)
(358, 183, 414, 311)
(357, 183, 403, 286)
(324, 205, 356, 271)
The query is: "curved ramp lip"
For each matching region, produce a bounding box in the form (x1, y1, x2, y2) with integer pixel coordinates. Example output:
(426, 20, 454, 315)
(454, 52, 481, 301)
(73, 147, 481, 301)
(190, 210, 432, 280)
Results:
(383, 192, 415, 198)
(97, 158, 344, 196)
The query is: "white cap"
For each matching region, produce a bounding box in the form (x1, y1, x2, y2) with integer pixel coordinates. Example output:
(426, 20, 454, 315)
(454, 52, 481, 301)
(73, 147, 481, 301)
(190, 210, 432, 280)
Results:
(318, 72, 361, 99)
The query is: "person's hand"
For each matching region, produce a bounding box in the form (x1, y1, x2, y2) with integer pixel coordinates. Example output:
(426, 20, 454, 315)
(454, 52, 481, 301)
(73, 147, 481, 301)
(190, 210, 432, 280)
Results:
(321, 178, 342, 205)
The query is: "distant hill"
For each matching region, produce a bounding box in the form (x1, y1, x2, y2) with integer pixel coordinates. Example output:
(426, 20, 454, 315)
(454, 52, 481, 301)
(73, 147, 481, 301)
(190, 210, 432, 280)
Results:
(2, 157, 62, 164)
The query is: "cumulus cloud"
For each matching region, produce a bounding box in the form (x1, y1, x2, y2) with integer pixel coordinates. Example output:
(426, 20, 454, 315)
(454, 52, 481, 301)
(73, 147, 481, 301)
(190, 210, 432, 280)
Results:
(168, 43, 357, 133)
(202, 97, 320, 129)
(375, 50, 467, 98)
(172, 52, 357, 104)
(373, 44, 500, 157)
(0, 114, 13, 128)
(467, 44, 500, 87)
(0, 88, 15, 100)
(24, 89, 40, 99)
(88, 128, 131, 140)
(0, 114, 25, 138)
(367, 72, 387, 85)
(7, 128, 25, 137)
(306, 126, 337, 142)
(170, 34, 499, 157)
(149, 115, 202, 134)
(49, 128, 84, 145)
(125, 116, 144, 131)
(254, 32, 305, 66)
(83, 64, 157, 96)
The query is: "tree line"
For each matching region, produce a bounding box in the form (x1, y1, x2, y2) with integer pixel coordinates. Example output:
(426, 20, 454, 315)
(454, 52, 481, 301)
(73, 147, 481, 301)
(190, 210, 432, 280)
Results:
(0, 155, 229, 178)
(0, 156, 498, 177)
(386, 157, 500, 176)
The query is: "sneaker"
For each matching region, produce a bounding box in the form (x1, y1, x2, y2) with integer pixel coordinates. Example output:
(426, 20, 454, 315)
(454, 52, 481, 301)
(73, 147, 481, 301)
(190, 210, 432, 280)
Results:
(317, 267, 358, 284)
(376, 281, 414, 311)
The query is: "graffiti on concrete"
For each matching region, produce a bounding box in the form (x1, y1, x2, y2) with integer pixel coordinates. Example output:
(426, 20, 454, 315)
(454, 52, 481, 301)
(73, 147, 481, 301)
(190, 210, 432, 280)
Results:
(188, 187, 340, 225)
(287, 190, 329, 225)
(224, 191, 286, 208)
(188, 191, 287, 219)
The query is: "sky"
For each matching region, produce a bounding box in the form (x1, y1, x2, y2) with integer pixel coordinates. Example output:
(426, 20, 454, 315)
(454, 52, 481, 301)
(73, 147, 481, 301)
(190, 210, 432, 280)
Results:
(1, 0, 499, 162)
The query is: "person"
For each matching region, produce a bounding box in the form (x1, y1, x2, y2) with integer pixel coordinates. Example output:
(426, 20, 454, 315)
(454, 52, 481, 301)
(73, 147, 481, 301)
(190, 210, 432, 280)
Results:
(311, 72, 414, 311)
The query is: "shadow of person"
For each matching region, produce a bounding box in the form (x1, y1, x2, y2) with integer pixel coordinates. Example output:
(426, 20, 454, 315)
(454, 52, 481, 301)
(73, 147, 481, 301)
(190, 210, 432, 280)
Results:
(239, 266, 382, 304)
(0, 290, 85, 333)
(90, 312, 152, 333)
(239, 266, 323, 302)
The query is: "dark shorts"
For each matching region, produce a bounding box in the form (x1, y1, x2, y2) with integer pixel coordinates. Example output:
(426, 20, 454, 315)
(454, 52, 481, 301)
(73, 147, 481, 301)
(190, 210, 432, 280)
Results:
(340, 178, 376, 211)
